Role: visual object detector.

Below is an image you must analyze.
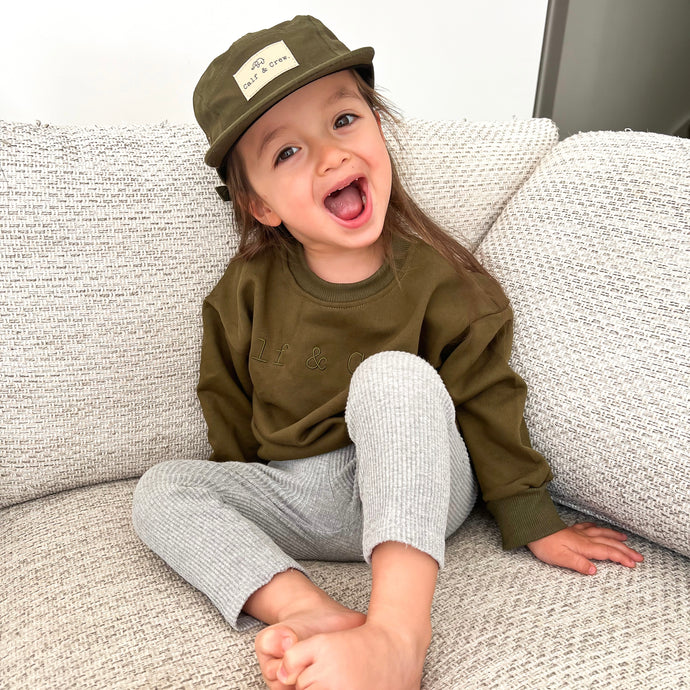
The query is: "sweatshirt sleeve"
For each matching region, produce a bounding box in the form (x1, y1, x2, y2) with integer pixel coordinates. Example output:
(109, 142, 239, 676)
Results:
(438, 298, 566, 549)
(197, 298, 259, 463)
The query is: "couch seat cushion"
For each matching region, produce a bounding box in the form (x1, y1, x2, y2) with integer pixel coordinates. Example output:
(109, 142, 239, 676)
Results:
(2, 481, 688, 688)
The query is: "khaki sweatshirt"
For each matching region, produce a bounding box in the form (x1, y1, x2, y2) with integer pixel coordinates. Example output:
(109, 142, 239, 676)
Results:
(197, 238, 566, 548)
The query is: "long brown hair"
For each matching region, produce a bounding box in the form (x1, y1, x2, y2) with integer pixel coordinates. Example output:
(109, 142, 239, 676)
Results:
(221, 70, 491, 278)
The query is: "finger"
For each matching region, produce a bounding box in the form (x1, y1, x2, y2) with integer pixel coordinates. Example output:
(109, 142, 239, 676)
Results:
(572, 523, 629, 541)
(549, 548, 597, 575)
(583, 541, 642, 568)
(601, 538, 645, 562)
(628, 547, 645, 562)
(587, 526, 629, 541)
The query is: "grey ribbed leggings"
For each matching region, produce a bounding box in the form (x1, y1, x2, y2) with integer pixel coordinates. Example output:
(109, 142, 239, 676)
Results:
(132, 351, 477, 630)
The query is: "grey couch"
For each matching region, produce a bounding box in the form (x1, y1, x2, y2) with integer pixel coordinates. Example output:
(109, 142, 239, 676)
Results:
(1, 117, 688, 689)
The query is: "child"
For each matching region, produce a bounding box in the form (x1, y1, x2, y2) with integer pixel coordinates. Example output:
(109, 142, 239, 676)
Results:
(133, 15, 643, 690)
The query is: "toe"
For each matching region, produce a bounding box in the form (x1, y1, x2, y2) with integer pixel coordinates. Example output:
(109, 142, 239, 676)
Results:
(278, 636, 318, 686)
(256, 625, 298, 660)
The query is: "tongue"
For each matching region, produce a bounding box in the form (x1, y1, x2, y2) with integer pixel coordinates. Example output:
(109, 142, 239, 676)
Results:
(324, 183, 363, 220)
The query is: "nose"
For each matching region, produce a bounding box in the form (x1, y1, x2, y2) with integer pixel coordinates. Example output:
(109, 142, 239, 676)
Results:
(316, 140, 349, 175)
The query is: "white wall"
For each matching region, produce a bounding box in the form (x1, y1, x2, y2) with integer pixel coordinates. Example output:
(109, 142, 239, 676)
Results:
(1, 0, 548, 126)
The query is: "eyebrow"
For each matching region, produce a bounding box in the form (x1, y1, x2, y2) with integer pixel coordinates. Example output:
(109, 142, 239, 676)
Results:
(325, 87, 361, 106)
(256, 87, 363, 160)
(257, 126, 287, 161)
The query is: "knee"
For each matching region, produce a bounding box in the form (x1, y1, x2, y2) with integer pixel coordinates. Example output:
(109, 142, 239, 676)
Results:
(132, 459, 200, 523)
(348, 351, 453, 414)
(135, 458, 192, 492)
(351, 350, 437, 386)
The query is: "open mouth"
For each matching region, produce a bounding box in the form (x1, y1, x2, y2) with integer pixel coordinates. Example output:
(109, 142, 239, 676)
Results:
(323, 178, 367, 221)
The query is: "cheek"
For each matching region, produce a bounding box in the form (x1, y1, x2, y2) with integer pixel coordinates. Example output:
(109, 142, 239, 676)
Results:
(370, 134, 392, 176)
(376, 149, 393, 197)
(265, 179, 318, 226)
(279, 174, 319, 209)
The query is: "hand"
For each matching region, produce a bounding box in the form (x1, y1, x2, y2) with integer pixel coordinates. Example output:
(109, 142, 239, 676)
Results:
(527, 522, 644, 575)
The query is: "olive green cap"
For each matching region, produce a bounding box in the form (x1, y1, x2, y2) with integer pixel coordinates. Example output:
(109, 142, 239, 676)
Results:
(193, 15, 375, 173)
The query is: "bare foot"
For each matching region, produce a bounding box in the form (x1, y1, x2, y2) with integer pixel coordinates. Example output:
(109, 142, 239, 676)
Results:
(254, 594, 365, 690)
(276, 618, 431, 690)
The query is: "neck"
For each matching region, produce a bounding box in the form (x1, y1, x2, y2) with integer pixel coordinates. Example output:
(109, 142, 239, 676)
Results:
(303, 242, 385, 284)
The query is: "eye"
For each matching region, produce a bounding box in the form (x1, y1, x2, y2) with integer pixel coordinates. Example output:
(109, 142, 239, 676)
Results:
(275, 146, 299, 165)
(334, 113, 357, 129)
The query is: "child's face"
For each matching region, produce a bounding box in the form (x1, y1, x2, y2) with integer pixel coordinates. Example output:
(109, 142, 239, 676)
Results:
(235, 70, 392, 281)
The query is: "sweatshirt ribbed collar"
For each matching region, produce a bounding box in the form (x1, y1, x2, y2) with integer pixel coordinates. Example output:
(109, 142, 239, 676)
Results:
(287, 238, 411, 303)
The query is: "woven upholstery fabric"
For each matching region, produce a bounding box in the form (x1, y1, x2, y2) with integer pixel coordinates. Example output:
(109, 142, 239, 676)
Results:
(2, 481, 687, 689)
(0, 122, 233, 508)
(0, 118, 557, 508)
(388, 118, 558, 249)
(477, 131, 690, 557)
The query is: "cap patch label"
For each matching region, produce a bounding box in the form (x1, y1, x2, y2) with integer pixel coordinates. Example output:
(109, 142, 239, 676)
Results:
(234, 41, 299, 101)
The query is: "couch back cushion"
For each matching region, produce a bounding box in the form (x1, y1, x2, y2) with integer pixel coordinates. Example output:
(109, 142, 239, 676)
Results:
(477, 131, 690, 557)
(388, 118, 559, 249)
(0, 118, 557, 507)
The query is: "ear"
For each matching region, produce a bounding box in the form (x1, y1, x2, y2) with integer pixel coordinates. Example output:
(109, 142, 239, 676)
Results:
(374, 110, 386, 142)
(247, 197, 282, 227)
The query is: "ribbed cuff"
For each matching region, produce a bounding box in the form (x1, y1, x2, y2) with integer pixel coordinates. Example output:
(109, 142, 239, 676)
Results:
(487, 487, 567, 550)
